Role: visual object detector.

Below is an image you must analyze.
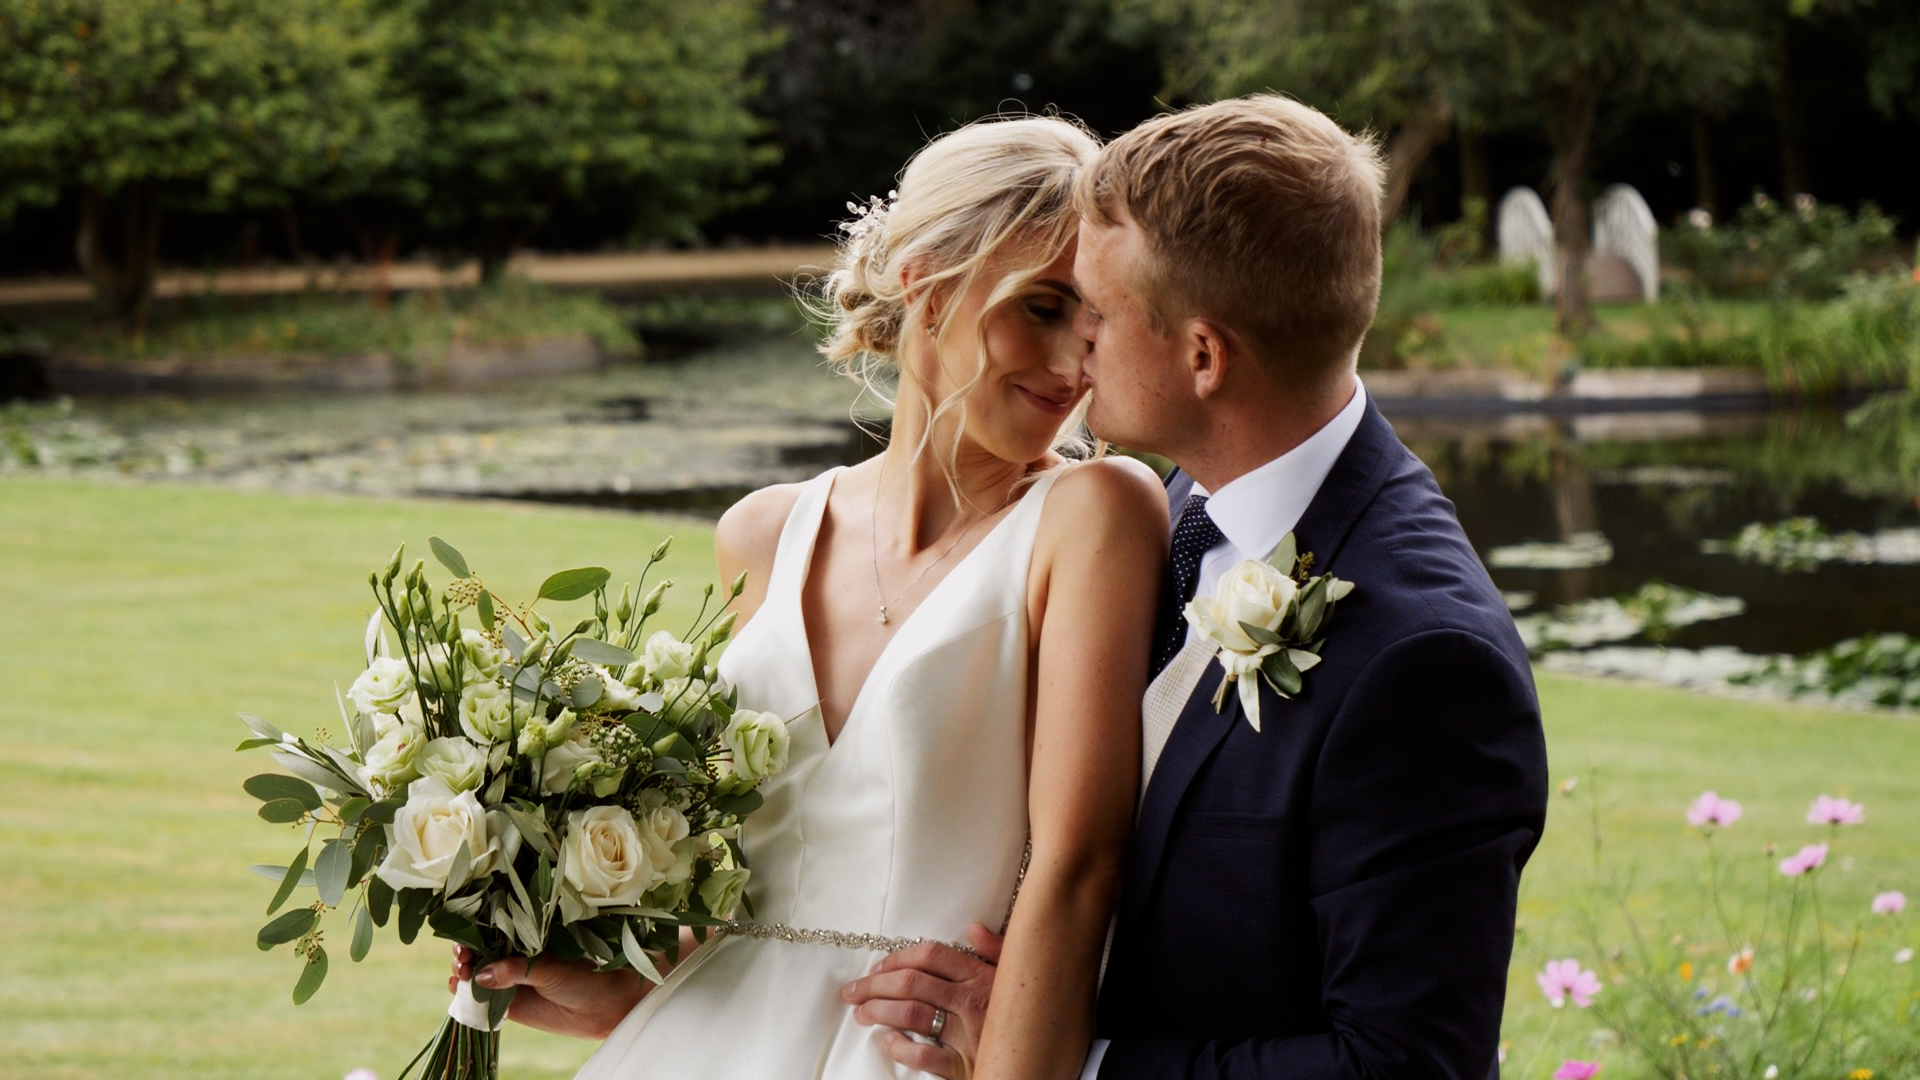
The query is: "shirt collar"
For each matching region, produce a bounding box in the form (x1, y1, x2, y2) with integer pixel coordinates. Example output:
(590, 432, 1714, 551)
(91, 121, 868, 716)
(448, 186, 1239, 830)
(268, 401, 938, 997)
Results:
(1192, 377, 1367, 562)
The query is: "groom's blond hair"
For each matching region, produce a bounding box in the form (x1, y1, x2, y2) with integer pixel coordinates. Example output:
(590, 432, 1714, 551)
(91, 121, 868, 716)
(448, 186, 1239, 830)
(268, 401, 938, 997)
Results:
(1076, 95, 1385, 387)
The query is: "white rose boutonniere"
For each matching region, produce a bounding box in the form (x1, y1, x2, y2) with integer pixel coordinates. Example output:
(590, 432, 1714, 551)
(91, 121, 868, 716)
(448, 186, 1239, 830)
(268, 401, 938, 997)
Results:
(1184, 532, 1354, 732)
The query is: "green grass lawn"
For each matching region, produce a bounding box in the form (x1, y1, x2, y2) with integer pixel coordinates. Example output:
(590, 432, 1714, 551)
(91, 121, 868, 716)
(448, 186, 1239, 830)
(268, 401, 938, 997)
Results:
(1, 479, 1912, 1079)
(1397, 299, 1773, 376)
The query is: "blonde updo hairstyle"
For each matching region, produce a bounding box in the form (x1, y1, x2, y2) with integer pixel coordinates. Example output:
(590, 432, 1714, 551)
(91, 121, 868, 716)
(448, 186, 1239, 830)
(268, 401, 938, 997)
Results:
(814, 116, 1099, 486)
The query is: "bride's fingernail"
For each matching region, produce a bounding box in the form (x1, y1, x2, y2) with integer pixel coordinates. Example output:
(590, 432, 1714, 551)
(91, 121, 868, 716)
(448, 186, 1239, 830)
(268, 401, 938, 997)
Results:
(840, 982, 855, 999)
(477, 970, 496, 986)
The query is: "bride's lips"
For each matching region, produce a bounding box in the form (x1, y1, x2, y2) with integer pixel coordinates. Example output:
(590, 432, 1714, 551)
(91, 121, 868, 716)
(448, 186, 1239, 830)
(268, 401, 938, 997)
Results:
(1015, 383, 1077, 417)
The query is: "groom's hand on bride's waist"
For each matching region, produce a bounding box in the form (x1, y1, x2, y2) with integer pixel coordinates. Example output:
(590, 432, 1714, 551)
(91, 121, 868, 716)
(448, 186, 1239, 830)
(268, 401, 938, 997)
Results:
(844, 923, 1002, 1079)
(450, 944, 646, 1041)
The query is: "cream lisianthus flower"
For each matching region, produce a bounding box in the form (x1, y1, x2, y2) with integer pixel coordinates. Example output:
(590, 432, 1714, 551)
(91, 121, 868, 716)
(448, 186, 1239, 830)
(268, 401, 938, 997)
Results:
(719, 708, 791, 786)
(376, 776, 519, 891)
(459, 628, 505, 682)
(349, 657, 414, 716)
(539, 725, 621, 796)
(698, 867, 751, 919)
(560, 806, 654, 910)
(417, 736, 489, 794)
(361, 719, 427, 793)
(640, 631, 695, 683)
(459, 682, 521, 745)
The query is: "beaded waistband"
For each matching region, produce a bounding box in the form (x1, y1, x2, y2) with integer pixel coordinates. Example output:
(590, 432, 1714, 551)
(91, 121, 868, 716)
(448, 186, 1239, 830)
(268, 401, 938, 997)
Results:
(718, 920, 985, 960)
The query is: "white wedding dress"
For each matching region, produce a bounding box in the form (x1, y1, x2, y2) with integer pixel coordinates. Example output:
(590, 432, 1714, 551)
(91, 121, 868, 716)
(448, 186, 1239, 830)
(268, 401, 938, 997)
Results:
(576, 464, 1062, 1079)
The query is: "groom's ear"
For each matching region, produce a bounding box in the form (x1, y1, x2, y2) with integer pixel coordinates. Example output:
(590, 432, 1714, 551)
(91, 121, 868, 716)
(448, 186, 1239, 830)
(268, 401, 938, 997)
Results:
(1186, 318, 1238, 400)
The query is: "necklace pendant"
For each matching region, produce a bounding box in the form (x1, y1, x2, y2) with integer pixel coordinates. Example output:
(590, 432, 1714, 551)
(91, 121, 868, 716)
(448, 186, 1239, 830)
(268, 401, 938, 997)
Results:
(877, 606, 889, 625)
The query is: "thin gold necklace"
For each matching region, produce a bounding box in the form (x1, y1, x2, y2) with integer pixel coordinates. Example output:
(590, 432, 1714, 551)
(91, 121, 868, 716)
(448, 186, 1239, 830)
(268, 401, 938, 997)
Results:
(868, 456, 1007, 626)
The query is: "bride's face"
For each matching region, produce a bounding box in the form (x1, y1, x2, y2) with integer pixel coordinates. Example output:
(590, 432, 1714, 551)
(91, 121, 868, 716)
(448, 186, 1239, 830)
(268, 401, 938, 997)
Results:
(906, 241, 1088, 466)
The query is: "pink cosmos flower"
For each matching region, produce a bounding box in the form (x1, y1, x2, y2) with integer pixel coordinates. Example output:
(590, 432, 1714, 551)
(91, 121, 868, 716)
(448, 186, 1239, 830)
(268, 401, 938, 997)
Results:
(1807, 795, 1865, 826)
(1873, 891, 1906, 915)
(1537, 958, 1603, 1008)
(1554, 1061, 1603, 1080)
(1779, 842, 1830, 876)
(1687, 791, 1742, 828)
(344, 1072, 378, 1080)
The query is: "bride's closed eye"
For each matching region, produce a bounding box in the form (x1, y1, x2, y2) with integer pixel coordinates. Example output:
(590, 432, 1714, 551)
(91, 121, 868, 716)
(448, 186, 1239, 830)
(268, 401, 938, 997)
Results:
(1022, 295, 1072, 324)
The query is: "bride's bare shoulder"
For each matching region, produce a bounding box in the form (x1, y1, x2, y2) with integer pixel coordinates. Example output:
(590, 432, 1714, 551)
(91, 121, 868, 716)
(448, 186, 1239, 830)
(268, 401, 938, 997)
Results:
(715, 481, 808, 566)
(1042, 455, 1168, 531)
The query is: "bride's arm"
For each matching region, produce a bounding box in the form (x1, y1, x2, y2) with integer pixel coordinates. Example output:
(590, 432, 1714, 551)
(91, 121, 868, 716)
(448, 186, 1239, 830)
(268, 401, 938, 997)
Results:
(974, 458, 1168, 1080)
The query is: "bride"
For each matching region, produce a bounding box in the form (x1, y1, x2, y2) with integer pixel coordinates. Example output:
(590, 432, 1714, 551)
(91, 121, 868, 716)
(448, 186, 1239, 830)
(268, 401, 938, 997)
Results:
(453, 116, 1167, 1079)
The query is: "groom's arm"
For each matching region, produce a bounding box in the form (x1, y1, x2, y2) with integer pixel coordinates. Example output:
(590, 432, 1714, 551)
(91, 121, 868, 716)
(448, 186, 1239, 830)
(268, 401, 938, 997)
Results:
(1099, 628, 1548, 1080)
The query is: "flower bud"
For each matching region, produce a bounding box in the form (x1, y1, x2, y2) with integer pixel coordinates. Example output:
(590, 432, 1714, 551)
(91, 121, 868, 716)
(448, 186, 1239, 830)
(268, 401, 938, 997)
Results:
(651, 538, 673, 563)
(616, 584, 635, 624)
(708, 611, 737, 643)
(730, 571, 748, 598)
(385, 544, 406, 582)
(641, 581, 669, 617)
(573, 618, 596, 636)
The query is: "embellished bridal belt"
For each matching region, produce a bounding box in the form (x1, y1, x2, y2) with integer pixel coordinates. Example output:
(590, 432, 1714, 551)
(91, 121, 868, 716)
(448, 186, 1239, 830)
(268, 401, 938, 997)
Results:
(718, 920, 987, 960)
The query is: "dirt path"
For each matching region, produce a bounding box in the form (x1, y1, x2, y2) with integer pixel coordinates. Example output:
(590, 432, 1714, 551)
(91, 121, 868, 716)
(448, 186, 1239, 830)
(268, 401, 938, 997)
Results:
(0, 245, 839, 306)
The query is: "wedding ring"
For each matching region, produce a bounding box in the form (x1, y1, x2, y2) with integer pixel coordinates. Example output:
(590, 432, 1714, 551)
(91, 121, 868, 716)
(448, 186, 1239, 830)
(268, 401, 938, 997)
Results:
(928, 1007, 947, 1044)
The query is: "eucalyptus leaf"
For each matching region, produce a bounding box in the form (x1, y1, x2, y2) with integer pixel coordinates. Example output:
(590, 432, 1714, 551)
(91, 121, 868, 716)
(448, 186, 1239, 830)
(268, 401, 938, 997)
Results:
(429, 536, 471, 579)
(339, 796, 371, 824)
(1295, 584, 1328, 642)
(1268, 533, 1298, 573)
(1262, 650, 1303, 697)
(367, 875, 395, 927)
(1239, 621, 1285, 649)
(250, 862, 316, 888)
(258, 798, 312, 824)
(291, 947, 328, 1004)
(573, 923, 617, 966)
(269, 749, 354, 794)
(478, 591, 496, 630)
(315, 839, 351, 907)
(539, 567, 612, 603)
(571, 676, 604, 709)
(442, 891, 485, 921)
(444, 840, 473, 897)
(503, 625, 528, 660)
(1327, 577, 1355, 602)
(485, 983, 517, 1030)
(397, 887, 428, 944)
(350, 903, 373, 962)
(258, 907, 318, 947)
(268, 847, 312, 914)
(359, 798, 403, 826)
(621, 918, 667, 986)
(235, 737, 278, 751)
(245, 773, 323, 810)
(710, 788, 764, 816)
(319, 745, 372, 795)
(428, 903, 486, 948)
(238, 712, 286, 742)
(569, 638, 637, 667)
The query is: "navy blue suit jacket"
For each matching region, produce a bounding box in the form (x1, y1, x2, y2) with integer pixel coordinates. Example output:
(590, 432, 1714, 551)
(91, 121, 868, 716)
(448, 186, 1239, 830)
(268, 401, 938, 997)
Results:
(1096, 401, 1549, 1080)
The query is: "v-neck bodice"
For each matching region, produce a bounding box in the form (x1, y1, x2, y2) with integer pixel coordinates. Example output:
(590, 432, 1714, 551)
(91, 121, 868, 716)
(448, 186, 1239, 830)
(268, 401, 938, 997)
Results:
(576, 464, 1065, 1080)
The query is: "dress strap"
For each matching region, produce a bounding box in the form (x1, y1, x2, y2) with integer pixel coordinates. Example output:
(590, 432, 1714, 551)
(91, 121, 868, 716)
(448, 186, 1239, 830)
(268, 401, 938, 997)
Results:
(763, 467, 842, 602)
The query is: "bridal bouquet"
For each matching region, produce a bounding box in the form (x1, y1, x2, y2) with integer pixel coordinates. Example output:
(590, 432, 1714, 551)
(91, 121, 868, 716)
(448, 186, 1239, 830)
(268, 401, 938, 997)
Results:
(237, 537, 789, 1080)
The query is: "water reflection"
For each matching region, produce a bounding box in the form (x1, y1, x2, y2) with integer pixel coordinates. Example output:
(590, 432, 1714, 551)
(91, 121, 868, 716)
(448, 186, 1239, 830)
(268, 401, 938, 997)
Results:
(4, 338, 1916, 663)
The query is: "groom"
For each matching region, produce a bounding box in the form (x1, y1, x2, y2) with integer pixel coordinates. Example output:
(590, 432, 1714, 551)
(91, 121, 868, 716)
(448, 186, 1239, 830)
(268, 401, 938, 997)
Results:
(847, 96, 1549, 1079)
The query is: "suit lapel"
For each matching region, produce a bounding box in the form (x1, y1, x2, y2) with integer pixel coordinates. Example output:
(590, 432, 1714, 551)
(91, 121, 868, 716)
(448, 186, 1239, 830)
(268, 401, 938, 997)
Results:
(1119, 401, 1404, 933)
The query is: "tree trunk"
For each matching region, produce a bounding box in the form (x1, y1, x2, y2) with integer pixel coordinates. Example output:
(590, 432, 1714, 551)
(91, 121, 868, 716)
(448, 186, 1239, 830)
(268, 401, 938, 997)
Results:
(75, 183, 164, 336)
(1458, 125, 1493, 250)
(1690, 112, 1719, 216)
(1773, 41, 1810, 198)
(1381, 92, 1455, 223)
(1546, 73, 1601, 336)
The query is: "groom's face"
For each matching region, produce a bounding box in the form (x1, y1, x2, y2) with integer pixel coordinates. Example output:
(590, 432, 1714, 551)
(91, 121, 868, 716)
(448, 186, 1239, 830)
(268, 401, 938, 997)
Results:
(1071, 211, 1196, 457)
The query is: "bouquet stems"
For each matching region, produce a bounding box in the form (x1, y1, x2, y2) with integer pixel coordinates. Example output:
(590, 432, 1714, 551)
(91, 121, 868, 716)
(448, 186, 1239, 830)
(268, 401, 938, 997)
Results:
(400, 1016, 499, 1080)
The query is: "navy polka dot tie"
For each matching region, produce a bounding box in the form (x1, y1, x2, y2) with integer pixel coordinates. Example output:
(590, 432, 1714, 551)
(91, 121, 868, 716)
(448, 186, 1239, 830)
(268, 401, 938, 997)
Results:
(1152, 494, 1226, 678)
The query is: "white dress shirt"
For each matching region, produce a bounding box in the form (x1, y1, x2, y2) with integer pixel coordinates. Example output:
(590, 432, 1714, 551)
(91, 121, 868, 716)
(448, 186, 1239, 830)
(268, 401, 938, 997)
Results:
(1078, 377, 1367, 1080)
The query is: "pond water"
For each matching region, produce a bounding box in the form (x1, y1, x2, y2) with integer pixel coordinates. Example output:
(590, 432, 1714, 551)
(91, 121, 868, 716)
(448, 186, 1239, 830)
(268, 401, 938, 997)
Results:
(6, 331, 1917, 702)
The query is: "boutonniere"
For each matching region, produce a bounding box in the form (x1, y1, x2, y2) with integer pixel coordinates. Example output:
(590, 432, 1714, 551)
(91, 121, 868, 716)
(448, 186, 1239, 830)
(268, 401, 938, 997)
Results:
(1182, 533, 1354, 732)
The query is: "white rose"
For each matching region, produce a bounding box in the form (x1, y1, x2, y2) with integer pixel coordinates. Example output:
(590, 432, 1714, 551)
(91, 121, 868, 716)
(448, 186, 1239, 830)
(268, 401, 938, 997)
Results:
(638, 803, 693, 885)
(360, 720, 426, 793)
(539, 726, 605, 795)
(721, 709, 791, 785)
(697, 867, 751, 919)
(376, 777, 519, 891)
(659, 677, 713, 727)
(560, 806, 655, 909)
(349, 657, 415, 716)
(1185, 559, 1297, 656)
(460, 629, 505, 682)
(417, 736, 488, 794)
(459, 682, 521, 745)
(641, 631, 695, 683)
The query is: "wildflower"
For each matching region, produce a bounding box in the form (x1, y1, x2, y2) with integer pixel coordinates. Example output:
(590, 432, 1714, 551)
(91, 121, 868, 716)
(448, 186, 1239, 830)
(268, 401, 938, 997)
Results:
(1727, 947, 1754, 975)
(1696, 995, 1743, 1018)
(1688, 791, 1742, 828)
(1497, 1042, 1510, 1064)
(1871, 891, 1905, 915)
(1764, 1067, 1778, 1080)
(1895, 948, 1913, 964)
(1807, 795, 1865, 826)
(1554, 1063, 1602, 1080)
(345, 1072, 378, 1080)
(1686, 208, 1713, 231)
(1779, 843, 1829, 876)
(1669, 1033, 1691, 1046)
(1848, 1070, 1872, 1080)
(1561, 777, 1580, 796)
(1678, 961, 1694, 981)
(1537, 958, 1603, 1008)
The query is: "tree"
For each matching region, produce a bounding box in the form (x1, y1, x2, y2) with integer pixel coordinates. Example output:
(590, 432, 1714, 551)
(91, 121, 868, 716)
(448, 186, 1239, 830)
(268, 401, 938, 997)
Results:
(402, 0, 777, 278)
(1128, 0, 1499, 223)
(0, 0, 417, 331)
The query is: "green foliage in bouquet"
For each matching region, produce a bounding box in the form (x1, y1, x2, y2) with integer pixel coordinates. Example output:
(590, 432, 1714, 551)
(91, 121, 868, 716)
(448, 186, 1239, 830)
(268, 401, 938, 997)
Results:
(237, 536, 789, 1079)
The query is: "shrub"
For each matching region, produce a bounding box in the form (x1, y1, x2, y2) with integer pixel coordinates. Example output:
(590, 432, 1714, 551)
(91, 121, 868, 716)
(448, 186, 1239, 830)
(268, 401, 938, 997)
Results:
(1667, 194, 1901, 301)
